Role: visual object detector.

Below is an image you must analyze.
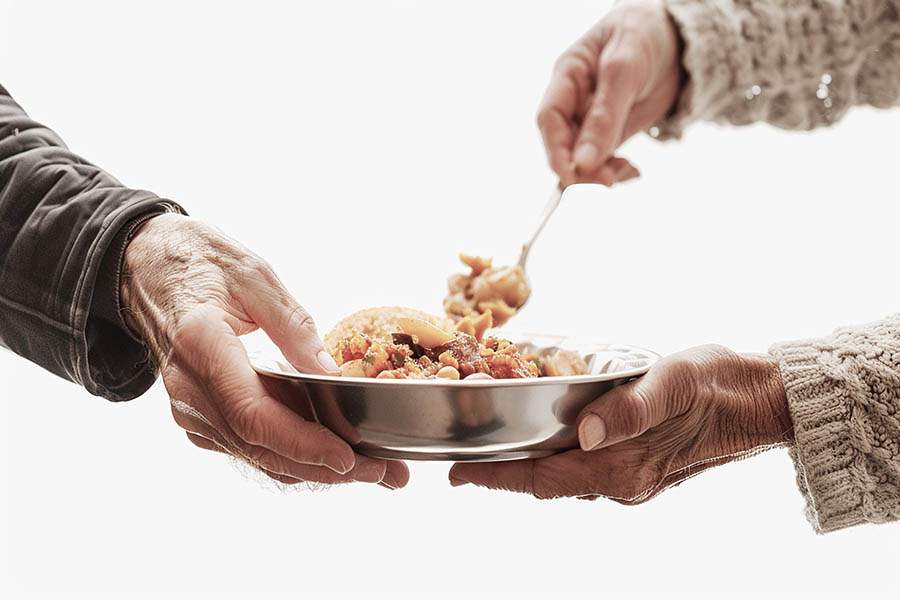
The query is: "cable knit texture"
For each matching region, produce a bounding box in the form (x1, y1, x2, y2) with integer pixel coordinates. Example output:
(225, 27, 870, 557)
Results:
(658, 0, 900, 138)
(770, 315, 900, 532)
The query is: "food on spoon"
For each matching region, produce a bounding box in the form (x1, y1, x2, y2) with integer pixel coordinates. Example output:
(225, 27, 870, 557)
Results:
(443, 254, 530, 327)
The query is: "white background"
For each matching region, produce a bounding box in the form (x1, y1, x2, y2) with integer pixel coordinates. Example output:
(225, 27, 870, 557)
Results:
(2, 1, 899, 598)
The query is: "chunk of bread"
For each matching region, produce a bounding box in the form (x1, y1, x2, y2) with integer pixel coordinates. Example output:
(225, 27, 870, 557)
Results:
(324, 306, 454, 354)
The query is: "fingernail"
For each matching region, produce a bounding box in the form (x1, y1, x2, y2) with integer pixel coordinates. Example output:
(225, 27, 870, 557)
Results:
(579, 414, 607, 451)
(317, 350, 340, 374)
(449, 477, 469, 487)
(573, 143, 599, 172)
(379, 481, 398, 490)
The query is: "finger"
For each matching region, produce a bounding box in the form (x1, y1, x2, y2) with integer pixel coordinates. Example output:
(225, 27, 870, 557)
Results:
(186, 432, 304, 485)
(570, 155, 638, 187)
(572, 50, 640, 177)
(186, 431, 227, 454)
(608, 156, 640, 184)
(537, 50, 596, 186)
(589, 155, 640, 186)
(171, 393, 243, 456)
(187, 429, 381, 486)
(181, 417, 310, 483)
(381, 461, 411, 490)
(537, 76, 578, 185)
(173, 308, 356, 474)
(234, 265, 338, 375)
(576, 377, 675, 451)
(614, 162, 640, 184)
(344, 454, 389, 484)
(173, 380, 374, 485)
(263, 471, 302, 485)
(451, 450, 646, 501)
(449, 460, 535, 495)
(246, 446, 384, 484)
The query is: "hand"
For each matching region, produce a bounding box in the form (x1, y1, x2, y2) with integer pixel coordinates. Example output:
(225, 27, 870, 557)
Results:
(538, 0, 682, 187)
(449, 345, 793, 502)
(121, 214, 409, 489)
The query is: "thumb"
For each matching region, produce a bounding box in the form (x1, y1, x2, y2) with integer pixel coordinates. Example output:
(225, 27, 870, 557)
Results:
(572, 53, 639, 178)
(236, 270, 339, 376)
(576, 377, 674, 451)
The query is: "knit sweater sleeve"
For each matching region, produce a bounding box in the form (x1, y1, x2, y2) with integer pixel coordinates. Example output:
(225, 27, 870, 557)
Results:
(657, 0, 900, 138)
(769, 315, 900, 533)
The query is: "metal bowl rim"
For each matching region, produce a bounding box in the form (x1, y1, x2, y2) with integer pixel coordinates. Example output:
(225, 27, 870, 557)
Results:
(250, 343, 659, 389)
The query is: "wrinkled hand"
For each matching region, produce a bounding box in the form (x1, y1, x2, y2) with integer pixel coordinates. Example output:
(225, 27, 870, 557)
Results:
(449, 346, 793, 502)
(538, 0, 682, 186)
(121, 213, 408, 489)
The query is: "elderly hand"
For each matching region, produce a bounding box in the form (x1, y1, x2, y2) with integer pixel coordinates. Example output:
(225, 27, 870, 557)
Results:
(538, 0, 682, 187)
(121, 213, 409, 489)
(449, 346, 793, 502)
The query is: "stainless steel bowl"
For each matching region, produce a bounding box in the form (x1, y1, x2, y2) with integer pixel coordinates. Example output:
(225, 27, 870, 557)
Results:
(251, 337, 658, 462)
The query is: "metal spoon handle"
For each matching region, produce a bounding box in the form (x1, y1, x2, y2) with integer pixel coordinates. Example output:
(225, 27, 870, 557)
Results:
(518, 185, 563, 268)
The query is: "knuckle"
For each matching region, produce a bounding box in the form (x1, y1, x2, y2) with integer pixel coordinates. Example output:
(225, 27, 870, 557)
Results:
(585, 106, 614, 132)
(245, 254, 271, 275)
(167, 308, 211, 352)
(536, 107, 553, 130)
(622, 386, 653, 438)
(246, 256, 280, 286)
(601, 52, 635, 78)
(285, 303, 317, 335)
(553, 48, 593, 76)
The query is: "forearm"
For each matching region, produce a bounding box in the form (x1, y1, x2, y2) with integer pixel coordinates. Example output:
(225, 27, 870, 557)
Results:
(658, 0, 900, 138)
(770, 314, 900, 532)
(0, 84, 182, 400)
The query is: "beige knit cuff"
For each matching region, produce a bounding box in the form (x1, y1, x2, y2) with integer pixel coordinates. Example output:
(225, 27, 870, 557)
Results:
(769, 341, 868, 533)
(654, 0, 736, 139)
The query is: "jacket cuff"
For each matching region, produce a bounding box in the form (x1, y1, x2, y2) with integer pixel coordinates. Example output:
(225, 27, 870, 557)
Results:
(769, 340, 869, 533)
(80, 197, 186, 401)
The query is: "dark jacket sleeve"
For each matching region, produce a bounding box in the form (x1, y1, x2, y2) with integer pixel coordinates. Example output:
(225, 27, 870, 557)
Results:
(0, 84, 184, 401)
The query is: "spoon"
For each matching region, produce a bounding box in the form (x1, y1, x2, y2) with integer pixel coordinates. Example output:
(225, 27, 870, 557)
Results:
(516, 185, 564, 308)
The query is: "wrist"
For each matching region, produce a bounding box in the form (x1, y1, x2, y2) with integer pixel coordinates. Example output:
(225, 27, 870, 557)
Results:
(120, 213, 188, 360)
(738, 353, 794, 445)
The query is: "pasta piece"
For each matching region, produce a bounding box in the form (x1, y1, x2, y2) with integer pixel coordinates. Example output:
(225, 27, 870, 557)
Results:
(397, 317, 454, 348)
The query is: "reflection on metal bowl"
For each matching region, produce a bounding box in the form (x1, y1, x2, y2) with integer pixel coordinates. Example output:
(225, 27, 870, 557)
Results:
(251, 337, 658, 462)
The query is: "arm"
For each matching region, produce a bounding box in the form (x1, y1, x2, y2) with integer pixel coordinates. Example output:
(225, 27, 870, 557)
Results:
(659, 0, 900, 138)
(537, 0, 900, 184)
(450, 322, 900, 532)
(0, 83, 181, 401)
(770, 315, 900, 532)
(0, 84, 408, 487)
